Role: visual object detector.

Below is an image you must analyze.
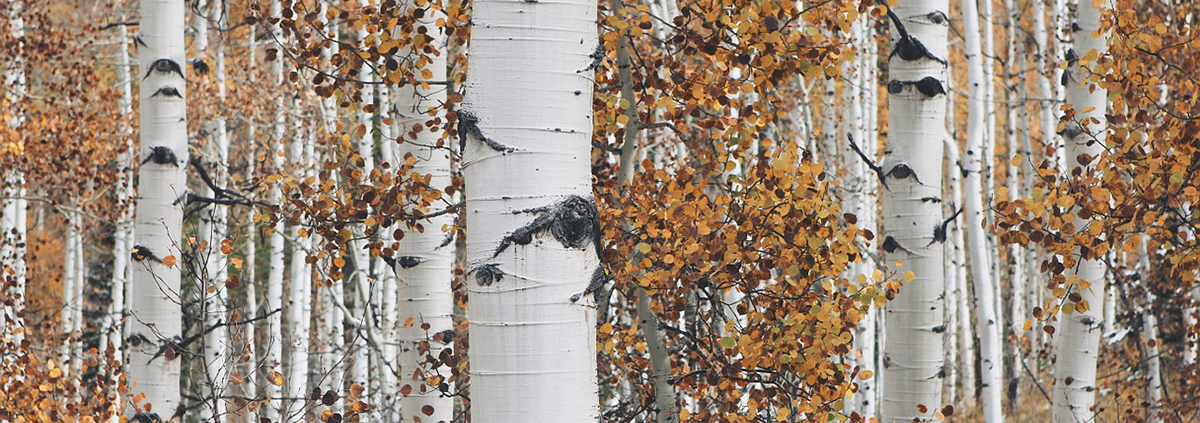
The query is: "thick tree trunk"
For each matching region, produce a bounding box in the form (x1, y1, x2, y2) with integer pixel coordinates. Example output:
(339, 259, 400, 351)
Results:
(880, 0, 948, 419)
(1051, 0, 1108, 419)
(962, 0, 1004, 418)
(461, 0, 601, 417)
(128, 0, 187, 417)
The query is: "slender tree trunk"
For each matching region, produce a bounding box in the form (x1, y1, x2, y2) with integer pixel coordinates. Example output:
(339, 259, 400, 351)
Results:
(880, 0, 948, 419)
(461, 0, 601, 417)
(128, 0, 187, 417)
(1136, 241, 1163, 423)
(264, 1, 287, 420)
(390, 10, 455, 421)
(962, 0, 1004, 418)
(239, 23, 260, 423)
(1, 0, 26, 347)
(943, 129, 965, 405)
(1051, 0, 1108, 419)
(283, 97, 313, 422)
(105, 21, 136, 422)
(195, 0, 231, 418)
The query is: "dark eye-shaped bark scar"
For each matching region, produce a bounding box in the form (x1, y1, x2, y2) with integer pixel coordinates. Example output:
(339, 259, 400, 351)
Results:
(383, 255, 425, 270)
(457, 109, 514, 153)
(142, 146, 181, 167)
(885, 8, 948, 65)
(151, 86, 183, 98)
(492, 195, 602, 258)
(472, 263, 505, 286)
(881, 236, 914, 255)
(885, 163, 924, 185)
(571, 265, 610, 303)
(577, 43, 605, 73)
(930, 207, 963, 245)
(887, 77, 945, 98)
(397, 256, 424, 268)
(144, 58, 186, 80)
(131, 245, 164, 263)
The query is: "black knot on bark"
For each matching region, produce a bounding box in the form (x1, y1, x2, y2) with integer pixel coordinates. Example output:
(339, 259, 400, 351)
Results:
(143, 146, 180, 167)
(473, 263, 504, 286)
(397, 256, 424, 269)
(572, 265, 610, 302)
(150, 86, 183, 98)
(145, 58, 185, 80)
(494, 195, 602, 258)
(131, 245, 163, 263)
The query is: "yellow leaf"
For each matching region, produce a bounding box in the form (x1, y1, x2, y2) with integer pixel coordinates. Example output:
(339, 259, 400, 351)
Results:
(163, 255, 177, 268)
(269, 371, 284, 386)
(902, 271, 915, 283)
(859, 370, 873, 380)
(49, 368, 62, 379)
(636, 242, 651, 254)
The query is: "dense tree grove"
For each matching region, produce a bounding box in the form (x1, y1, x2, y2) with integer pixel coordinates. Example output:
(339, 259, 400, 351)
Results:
(2, 0, 1200, 421)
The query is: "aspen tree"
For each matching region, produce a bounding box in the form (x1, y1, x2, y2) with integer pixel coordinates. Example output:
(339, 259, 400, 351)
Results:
(461, 0, 602, 417)
(1051, 0, 1109, 419)
(880, 0, 949, 419)
(128, 0, 187, 417)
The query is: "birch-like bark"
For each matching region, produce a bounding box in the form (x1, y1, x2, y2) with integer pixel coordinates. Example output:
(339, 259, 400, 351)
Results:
(1136, 242, 1163, 423)
(283, 97, 313, 422)
(240, 24, 260, 423)
(944, 130, 970, 406)
(881, 0, 948, 419)
(845, 17, 877, 417)
(390, 11, 455, 422)
(195, 0, 230, 418)
(1051, 0, 1109, 419)
(1, 0, 26, 346)
(105, 21, 135, 422)
(461, 0, 601, 417)
(962, 0, 1004, 418)
(128, 0, 187, 417)
(265, 1, 287, 420)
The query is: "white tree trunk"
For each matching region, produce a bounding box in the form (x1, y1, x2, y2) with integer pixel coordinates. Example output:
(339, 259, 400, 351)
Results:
(195, 1, 230, 418)
(390, 11, 455, 422)
(1051, 0, 1108, 419)
(844, 18, 878, 417)
(105, 21, 136, 422)
(1136, 243, 1162, 423)
(239, 24, 260, 423)
(880, 0, 948, 419)
(0, 0, 26, 346)
(461, 0, 601, 417)
(962, 0, 1004, 418)
(944, 129, 972, 407)
(128, 0, 187, 417)
(283, 98, 313, 422)
(265, 0, 287, 419)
